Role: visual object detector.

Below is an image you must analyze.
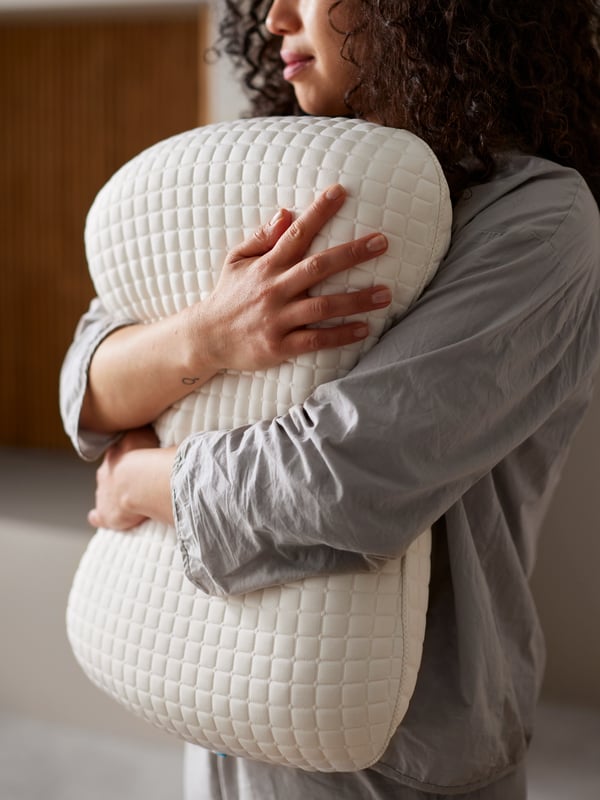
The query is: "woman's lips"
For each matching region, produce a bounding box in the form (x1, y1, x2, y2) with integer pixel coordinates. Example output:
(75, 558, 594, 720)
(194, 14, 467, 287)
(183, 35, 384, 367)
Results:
(281, 51, 315, 81)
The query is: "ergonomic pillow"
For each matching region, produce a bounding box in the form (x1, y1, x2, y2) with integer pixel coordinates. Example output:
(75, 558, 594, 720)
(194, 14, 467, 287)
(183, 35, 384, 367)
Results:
(66, 116, 452, 772)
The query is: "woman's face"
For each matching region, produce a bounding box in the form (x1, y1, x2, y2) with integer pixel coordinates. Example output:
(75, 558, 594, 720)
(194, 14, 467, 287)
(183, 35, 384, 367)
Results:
(266, 0, 358, 116)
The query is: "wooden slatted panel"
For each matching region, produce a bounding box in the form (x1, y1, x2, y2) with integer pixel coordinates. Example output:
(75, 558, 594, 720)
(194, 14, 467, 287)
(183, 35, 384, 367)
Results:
(0, 10, 208, 449)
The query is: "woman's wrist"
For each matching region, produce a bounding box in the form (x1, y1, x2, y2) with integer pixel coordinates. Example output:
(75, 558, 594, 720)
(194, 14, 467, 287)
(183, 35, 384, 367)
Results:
(177, 302, 224, 379)
(82, 309, 221, 434)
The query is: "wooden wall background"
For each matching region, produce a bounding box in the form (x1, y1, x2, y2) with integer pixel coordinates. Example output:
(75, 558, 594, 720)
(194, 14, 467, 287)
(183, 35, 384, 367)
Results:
(0, 9, 208, 449)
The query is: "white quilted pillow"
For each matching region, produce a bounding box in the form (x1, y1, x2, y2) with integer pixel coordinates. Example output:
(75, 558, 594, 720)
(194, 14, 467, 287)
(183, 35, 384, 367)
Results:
(66, 116, 452, 772)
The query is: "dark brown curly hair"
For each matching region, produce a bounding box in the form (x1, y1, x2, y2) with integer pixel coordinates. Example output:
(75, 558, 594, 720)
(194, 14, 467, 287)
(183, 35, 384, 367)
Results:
(215, 0, 600, 203)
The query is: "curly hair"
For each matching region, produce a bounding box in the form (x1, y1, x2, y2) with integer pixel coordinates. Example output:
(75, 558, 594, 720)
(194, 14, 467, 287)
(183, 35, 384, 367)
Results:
(215, 0, 600, 202)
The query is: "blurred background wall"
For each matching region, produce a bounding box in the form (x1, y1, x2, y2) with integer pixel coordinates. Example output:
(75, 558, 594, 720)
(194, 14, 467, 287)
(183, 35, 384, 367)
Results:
(0, 0, 598, 788)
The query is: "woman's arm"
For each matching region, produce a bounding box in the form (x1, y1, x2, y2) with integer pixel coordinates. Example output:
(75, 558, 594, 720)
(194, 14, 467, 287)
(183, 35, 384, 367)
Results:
(59, 298, 135, 460)
(80, 186, 390, 435)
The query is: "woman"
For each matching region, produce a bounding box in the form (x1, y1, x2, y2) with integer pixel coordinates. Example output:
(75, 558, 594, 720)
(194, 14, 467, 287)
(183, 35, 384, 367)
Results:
(60, 1, 600, 798)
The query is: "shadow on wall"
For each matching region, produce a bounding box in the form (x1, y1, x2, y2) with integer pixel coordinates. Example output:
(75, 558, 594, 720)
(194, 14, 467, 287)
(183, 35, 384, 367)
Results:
(531, 382, 600, 709)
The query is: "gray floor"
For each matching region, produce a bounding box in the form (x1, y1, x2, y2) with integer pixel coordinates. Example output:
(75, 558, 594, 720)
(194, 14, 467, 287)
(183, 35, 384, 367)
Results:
(1, 702, 599, 799)
(0, 711, 183, 800)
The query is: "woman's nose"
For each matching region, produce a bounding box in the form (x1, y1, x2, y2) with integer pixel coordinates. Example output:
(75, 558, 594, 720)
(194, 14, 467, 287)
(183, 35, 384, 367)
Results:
(266, 0, 301, 36)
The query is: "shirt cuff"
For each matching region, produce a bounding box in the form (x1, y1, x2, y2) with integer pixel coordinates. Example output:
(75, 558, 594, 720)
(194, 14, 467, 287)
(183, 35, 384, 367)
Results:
(59, 307, 135, 461)
(171, 437, 224, 596)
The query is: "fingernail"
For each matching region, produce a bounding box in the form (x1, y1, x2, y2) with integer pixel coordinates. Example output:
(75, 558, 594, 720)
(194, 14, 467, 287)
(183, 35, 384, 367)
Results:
(268, 209, 284, 227)
(372, 288, 391, 305)
(325, 184, 345, 201)
(353, 324, 369, 338)
(366, 234, 387, 253)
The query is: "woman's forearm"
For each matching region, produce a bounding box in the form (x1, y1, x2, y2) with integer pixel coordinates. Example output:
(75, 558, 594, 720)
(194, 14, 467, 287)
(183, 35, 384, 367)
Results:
(81, 305, 217, 435)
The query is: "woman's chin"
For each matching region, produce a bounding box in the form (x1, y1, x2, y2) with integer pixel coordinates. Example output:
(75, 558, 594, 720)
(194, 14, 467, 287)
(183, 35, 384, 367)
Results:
(293, 91, 349, 119)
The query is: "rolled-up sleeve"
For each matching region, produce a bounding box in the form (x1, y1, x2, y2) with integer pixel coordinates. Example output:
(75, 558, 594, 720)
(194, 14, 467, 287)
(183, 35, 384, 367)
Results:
(59, 297, 136, 461)
(173, 173, 600, 596)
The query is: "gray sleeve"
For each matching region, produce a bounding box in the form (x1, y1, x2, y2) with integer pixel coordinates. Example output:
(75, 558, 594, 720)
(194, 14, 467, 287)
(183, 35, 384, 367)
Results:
(172, 176, 600, 596)
(59, 297, 136, 461)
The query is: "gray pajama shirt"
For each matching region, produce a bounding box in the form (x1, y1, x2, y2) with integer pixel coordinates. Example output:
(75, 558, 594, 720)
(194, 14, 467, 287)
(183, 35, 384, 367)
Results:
(61, 153, 600, 797)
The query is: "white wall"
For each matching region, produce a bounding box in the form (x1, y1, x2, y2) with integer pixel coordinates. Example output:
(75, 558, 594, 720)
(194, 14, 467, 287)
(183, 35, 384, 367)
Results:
(207, 54, 248, 124)
(204, 4, 248, 123)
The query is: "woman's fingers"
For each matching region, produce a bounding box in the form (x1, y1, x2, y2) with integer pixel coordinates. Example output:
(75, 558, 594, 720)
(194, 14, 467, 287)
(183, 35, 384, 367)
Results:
(276, 231, 389, 299)
(270, 183, 349, 265)
(227, 184, 347, 266)
(226, 186, 388, 296)
(282, 322, 373, 357)
(282, 285, 392, 330)
(228, 207, 294, 261)
(277, 283, 393, 358)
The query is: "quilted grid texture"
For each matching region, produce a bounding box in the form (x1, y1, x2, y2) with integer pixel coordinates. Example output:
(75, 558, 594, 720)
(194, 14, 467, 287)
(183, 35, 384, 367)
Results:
(69, 524, 431, 772)
(66, 117, 452, 771)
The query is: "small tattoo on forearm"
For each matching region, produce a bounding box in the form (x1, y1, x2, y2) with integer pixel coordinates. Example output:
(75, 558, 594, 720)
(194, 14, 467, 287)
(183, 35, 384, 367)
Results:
(182, 377, 200, 386)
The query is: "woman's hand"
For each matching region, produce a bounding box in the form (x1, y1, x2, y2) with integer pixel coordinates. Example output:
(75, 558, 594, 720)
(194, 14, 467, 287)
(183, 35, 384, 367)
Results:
(81, 184, 390, 435)
(88, 427, 176, 530)
(188, 184, 391, 373)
